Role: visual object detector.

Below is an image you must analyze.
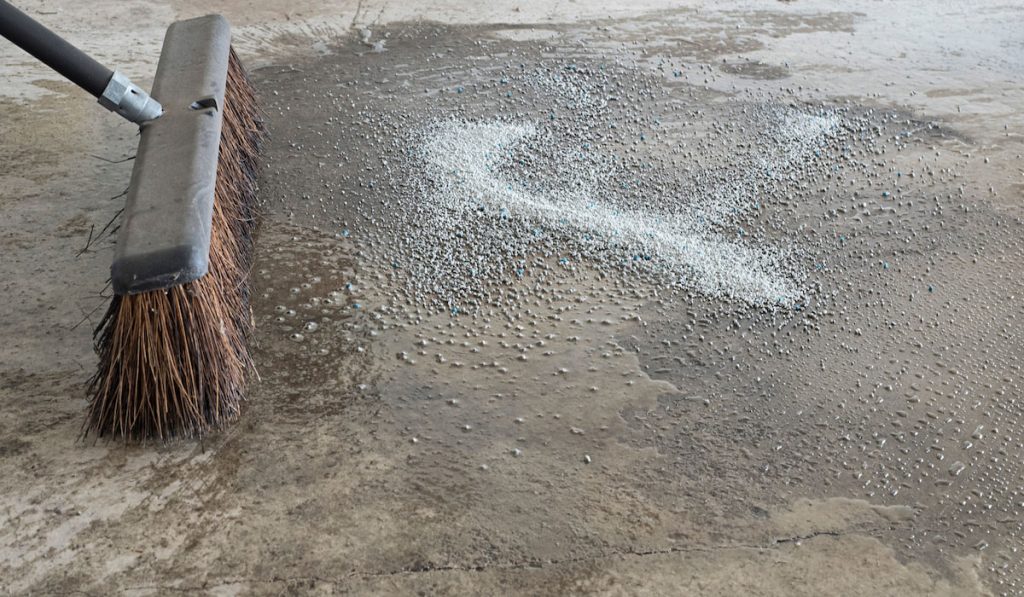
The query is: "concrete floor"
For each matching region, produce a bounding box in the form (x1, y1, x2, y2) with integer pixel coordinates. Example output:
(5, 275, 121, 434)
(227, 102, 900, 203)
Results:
(2, 1, 1023, 595)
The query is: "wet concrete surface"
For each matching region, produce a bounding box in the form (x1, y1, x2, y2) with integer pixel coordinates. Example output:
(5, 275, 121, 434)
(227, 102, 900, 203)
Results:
(2, 1, 1023, 595)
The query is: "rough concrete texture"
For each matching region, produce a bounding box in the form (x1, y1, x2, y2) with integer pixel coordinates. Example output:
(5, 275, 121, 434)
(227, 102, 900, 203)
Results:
(2, 1, 1023, 595)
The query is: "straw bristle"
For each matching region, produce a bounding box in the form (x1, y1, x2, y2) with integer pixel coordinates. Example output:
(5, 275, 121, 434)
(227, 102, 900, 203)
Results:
(85, 49, 264, 440)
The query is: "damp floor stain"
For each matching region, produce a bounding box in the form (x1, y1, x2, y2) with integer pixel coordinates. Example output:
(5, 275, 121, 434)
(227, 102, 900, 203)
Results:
(248, 18, 1021, 595)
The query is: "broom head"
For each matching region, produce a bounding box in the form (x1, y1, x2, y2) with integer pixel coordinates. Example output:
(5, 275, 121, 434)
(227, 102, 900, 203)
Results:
(86, 15, 263, 440)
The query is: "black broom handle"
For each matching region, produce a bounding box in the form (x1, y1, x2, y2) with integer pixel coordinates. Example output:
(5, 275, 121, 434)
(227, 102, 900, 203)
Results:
(0, 0, 113, 97)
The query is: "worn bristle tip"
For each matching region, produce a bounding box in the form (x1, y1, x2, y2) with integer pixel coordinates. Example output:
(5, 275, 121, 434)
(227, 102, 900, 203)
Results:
(85, 50, 264, 441)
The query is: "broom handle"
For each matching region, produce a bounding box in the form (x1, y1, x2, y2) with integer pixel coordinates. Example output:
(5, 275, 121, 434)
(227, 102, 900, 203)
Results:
(0, 0, 162, 123)
(0, 0, 112, 96)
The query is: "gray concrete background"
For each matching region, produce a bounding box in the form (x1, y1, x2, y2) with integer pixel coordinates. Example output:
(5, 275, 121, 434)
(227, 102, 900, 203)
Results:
(1, 1, 1022, 595)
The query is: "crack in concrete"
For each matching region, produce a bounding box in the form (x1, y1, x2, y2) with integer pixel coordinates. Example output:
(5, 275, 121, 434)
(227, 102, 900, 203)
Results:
(123, 526, 906, 592)
(771, 529, 844, 544)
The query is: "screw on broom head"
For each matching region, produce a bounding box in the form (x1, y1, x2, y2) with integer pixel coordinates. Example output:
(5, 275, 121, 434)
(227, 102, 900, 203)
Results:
(85, 19, 264, 440)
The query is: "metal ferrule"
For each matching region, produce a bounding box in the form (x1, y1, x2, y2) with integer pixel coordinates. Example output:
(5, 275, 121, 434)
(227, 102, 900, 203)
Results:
(98, 71, 163, 124)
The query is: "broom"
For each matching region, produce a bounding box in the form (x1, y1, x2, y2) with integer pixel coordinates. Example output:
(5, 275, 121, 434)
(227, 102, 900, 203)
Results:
(0, 5, 264, 440)
(88, 48, 263, 440)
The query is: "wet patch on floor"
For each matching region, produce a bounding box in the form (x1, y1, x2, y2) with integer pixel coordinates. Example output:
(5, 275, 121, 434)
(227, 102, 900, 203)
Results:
(251, 223, 365, 410)
(248, 17, 1022, 595)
